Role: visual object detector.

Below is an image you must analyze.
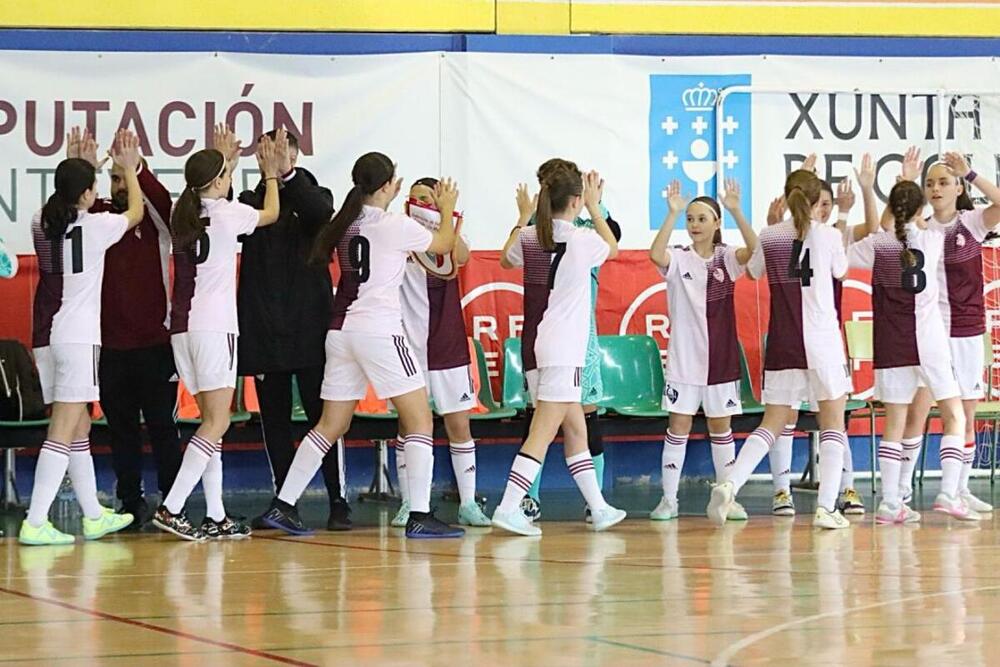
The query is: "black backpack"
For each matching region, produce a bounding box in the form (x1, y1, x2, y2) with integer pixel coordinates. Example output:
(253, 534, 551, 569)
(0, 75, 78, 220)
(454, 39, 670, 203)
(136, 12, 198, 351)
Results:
(0, 339, 45, 421)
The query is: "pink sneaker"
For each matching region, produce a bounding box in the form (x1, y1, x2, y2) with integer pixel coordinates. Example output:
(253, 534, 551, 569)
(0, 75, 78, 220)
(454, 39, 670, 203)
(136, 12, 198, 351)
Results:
(933, 493, 982, 521)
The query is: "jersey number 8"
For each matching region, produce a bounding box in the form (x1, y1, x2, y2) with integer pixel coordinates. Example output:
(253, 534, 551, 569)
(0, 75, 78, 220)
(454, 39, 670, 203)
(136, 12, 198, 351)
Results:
(901, 248, 926, 294)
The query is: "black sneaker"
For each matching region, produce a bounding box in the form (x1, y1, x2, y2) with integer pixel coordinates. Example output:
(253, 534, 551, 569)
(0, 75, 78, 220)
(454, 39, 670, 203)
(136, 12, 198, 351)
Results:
(120, 497, 150, 530)
(327, 498, 353, 532)
(261, 499, 314, 536)
(250, 511, 270, 530)
(151, 506, 206, 542)
(405, 511, 465, 539)
(201, 516, 252, 540)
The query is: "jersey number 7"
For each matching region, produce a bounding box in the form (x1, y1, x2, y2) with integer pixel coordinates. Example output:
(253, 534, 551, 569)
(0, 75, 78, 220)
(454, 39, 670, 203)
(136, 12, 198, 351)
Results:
(548, 242, 568, 289)
(788, 240, 813, 287)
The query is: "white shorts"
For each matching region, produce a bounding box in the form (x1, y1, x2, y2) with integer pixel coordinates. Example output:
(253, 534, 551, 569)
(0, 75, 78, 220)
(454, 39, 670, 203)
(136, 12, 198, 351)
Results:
(875, 364, 961, 404)
(321, 330, 425, 401)
(525, 367, 583, 404)
(950, 335, 986, 400)
(33, 344, 100, 404)
(171, 332, 237, 395)
(662, 380, 742, 418)
(428, 365, 477, 415)
(762, 365, 853, 407)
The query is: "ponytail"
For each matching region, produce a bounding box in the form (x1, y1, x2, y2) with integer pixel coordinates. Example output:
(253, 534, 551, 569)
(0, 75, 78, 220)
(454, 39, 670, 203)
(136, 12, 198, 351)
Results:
(42, 158, 95, 240)
(309, 151, 394, 266)
(534, 158, 582, 252)
(535, 183, 555, 251)
(783, 169, 822, 241)
(889, 180, 925, 268)
(172, 149, 226, 250)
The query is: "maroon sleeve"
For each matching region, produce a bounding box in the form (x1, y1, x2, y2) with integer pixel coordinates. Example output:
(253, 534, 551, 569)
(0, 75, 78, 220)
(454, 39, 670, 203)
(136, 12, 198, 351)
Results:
(137, 165, 173, 222)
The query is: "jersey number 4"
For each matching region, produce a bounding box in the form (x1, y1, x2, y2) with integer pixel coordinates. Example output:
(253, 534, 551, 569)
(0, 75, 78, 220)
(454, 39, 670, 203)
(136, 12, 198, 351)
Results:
(788, 240, 813, 287)
(548, 242, 568, 289)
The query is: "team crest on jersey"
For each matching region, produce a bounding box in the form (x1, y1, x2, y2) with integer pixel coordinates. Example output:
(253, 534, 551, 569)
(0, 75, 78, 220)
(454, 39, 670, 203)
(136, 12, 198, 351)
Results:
(648, 73, 752, 232)
(956, 233, 966, 247)
(713, 267, 725, 283)
(406, 198, 464, 279)
(665, 384, 679, 403)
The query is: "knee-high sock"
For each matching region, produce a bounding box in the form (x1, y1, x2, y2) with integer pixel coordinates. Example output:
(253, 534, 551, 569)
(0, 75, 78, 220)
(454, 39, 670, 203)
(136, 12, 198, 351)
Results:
(163, 435, 215, 515)
(878, 440, 903, 506)
(729, 428, 775, 493)
(817, 430, 847, 512)
(840, 439, 855, 492)
(202, 440, 225, 521)
(68, 438, 103, 520)
(498, 452, 541, 513)
(395, 435, 409, 503)
(404, 433, 434, 514)
(277, 430, 331, 506)
(768, 425, 795, 494)
(26, 440, 70, 527)
(449, 440, 477, 505)
(567, 451, 610, 512)
(710, 430, 736, 483)
(939, 434, 965, 498)
(959, 440, 976, 493)
(898, 436, 923, 501)
(585, 411, 605, 491)
(660, 431, 688, 502)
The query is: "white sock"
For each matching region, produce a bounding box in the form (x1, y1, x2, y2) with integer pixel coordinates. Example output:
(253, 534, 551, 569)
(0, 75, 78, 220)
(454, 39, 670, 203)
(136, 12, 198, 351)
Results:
(566, 451, 610, 512)
(405, 433, 434, 514)
(939, 434, 965, 498)
(26, 440, 70, 527)
(498, 452, 541, 513)
(959, 441, 975, 493)
(709, 431, 736, 482)
(202, 441, 225, 521)
(898, 436, 923, 501)
(769, 425, 795, 494)
(449, 440, 477, 505)
(68, 438, 103, 520)
(660, 431, 688, 502)
(840, 439, 855, 493)
(395, 435, 409, 503)
(164, 435, 215, 515)
(878, 440, 903, 506)
(817, 430, 846, 512)
(729, 428, 775, 493)
(277, 430, 331, 506)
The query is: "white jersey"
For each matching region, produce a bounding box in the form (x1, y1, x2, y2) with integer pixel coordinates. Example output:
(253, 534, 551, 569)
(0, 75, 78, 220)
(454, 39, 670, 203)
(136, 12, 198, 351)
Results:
(848, 226, 948, 369)
(660, 244, 744, 386)
(506, 218, 610, 369)
(747, 220, 847, 371)
(330, 205, 434, 335)
(170, 198, 259, 335)
(32, 209, 129, 347)
(926, 208, 990, 338)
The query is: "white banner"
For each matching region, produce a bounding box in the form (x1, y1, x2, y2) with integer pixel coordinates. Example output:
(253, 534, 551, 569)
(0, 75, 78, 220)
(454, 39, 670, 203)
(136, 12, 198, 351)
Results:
(2, 50, 1000, 253)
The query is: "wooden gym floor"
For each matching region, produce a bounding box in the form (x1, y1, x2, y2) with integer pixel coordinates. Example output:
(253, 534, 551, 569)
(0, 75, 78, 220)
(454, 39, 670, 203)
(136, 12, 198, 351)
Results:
(1, 483, 999, 666)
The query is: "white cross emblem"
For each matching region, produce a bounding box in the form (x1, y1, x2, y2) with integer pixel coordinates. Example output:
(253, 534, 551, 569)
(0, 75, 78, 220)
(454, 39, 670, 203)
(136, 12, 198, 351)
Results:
(662, 151, 679, 169)
(661, 116, 679, 135)
(722, 150, 740, 169)
(691, 116, 709, 136)
(721, 116, 739, 135)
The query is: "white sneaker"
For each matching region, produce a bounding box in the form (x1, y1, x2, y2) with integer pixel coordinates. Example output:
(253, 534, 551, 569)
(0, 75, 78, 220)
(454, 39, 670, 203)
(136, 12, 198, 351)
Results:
(591, 506, 627, 532)
(772, 490, 795, 517)
(813, 506, 850, 530)
(839, 488, 866, 516)
(390, 501, 410, 528)
(706, 481, 735, 527)
(960, 490, 993, 513)
(933, 493, 982, 521)
(650, 497, 678, 521)
(491, 508, 542, 536)
(875, 501, 906, 525)
(727, 501, 748, 521)
(901, 504, 922, 524)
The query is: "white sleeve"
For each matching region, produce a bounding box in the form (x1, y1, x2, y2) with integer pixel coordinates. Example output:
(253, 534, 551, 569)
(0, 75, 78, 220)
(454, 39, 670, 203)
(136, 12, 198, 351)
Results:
(961, 208, 990, 242)
(723, 245, 745, 280)
(226, 200, 261, 237)
(581, 228, 610, 268)
(656, 247, 677, 280)
(93, 212, 130, 250)
(505, 230, 525, 268)
(395, 213, 435, 252)
(828, 229, 849, 279)
(746, 238, 765, 279)
(847, 234, 875, 269)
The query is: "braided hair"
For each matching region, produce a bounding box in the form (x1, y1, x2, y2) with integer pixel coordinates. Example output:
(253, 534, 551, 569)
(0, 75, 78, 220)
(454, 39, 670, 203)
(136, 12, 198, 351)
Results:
(889, 180, 925, 267)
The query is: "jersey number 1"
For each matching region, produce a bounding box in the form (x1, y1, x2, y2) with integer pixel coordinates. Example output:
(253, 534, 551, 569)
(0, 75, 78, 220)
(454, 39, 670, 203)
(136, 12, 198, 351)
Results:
(788, 240, 813, 287)
(548, 242, 568, 289)
(65, 226, 84, 274)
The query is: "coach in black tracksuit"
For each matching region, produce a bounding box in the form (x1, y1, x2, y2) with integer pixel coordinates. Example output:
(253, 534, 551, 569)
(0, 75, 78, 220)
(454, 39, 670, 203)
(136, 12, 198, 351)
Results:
(238, 131, 350, 530)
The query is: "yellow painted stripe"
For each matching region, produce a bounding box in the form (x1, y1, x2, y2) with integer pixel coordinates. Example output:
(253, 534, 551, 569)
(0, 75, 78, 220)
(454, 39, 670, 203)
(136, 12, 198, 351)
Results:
(571, 2, 1000, 37)
(0, 0, 495, 32)
(497, 1, 571, 34)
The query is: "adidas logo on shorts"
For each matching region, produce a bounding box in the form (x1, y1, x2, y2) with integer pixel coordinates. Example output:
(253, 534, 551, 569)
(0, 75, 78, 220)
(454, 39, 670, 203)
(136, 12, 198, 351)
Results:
(726, 399, 737, 408)
(682, 272, 693, 280)
(460, 393, 471, 402)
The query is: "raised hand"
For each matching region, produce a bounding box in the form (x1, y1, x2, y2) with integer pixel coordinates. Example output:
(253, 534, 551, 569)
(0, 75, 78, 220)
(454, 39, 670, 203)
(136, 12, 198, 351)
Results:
(255, 135, 279, 178)
(66, 126, 82, 160)
(583, 170, 604, 210)
(665, 180, 689, 214)
(212, 123, 242, 164)
(942, 151, 972, 178)
(721, 178, 741, 211)
(111, 129, 141, 171)
(80, 127, 108, 170)
(802, 153, 818, 174)
(766, 196, 786, 226)
(901, 146, 922, 182)
(273, 128, 291, 175)
(433, 177, 459, 211)
(836, 177, 856, 212)
(516, 183, 537, 220)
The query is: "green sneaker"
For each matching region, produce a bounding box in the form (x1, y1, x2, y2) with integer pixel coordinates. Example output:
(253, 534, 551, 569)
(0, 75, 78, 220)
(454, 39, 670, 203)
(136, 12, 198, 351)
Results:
(19, 520, 75, 546)
(83, 507, 134, 540)
(458, 501, 491, 527)
(391, 501, 410, 528)
(727, 501, 749, 521)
